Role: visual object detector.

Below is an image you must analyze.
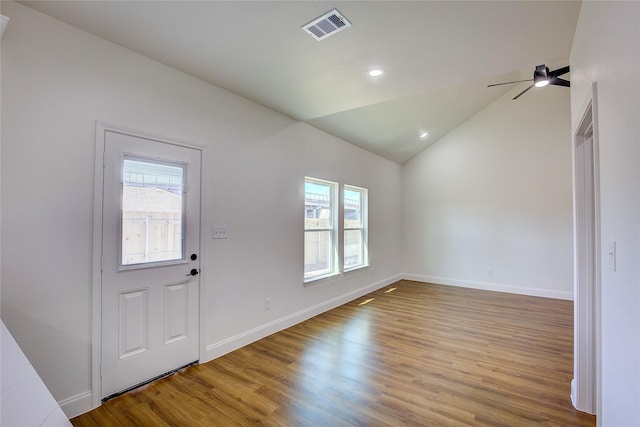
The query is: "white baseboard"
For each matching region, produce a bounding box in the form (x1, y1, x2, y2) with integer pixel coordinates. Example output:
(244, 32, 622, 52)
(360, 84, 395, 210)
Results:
(571, 378, 578, 408)
(58, 390, 94, 419)
(203, 274, 402, 362)
(402, 274, 574, 301)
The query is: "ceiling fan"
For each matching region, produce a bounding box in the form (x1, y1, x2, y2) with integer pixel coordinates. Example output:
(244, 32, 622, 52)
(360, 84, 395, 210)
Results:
(488, 64, 570, 100)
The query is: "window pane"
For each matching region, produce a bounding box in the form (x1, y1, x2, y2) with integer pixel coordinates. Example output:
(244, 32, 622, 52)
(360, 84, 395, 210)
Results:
(305, 181, 332, 230)
(344, 185, 367, 270)
(344, 188, 362, 229)
(304, 230, 332, 278)
(122, 159, 184, 266)
(344, 229, 363, 269)
(304, 177, 338, 282)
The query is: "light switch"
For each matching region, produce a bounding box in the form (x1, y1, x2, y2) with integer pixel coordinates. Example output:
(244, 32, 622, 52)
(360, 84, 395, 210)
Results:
(607, 240, 616, 271)
(212, 225, 228, 239)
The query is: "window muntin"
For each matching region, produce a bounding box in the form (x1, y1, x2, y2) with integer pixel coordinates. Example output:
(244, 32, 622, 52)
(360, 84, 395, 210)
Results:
(344, 186, 368, 270)
(120, 157, 186, 268)
(304, 177, 338, 281)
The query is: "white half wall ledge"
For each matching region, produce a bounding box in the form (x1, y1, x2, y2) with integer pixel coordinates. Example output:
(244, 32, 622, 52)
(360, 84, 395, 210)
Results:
(203, 274, 404, 362)
(1, 321, 72, 425)
(402, 274, 574, 301)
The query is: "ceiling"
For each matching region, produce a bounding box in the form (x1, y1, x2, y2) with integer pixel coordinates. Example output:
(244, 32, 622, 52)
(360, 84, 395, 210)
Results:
(19, 1, 581, 164)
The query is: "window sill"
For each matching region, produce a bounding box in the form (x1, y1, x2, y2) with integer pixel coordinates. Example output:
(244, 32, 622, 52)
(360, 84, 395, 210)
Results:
(344, 264, 370, 274)
(303, 272, 341, 286)
(303, 264, 370, 286)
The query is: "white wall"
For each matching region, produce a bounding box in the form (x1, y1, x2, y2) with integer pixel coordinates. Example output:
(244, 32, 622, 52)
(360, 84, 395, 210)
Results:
(0, 1, 402, 417)
(403, 83, 574, 299)
(570, 2, 640, 424)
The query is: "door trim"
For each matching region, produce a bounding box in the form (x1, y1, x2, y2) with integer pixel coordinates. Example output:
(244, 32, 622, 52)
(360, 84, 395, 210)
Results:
(91, 122, 205, 409)
(571, 83, 601, 416)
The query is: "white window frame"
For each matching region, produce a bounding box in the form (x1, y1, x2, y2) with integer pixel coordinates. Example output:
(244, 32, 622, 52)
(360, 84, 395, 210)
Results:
(304, 177, 339, 282)
(118, 154, 188, 271)
(343, 185, 368, 271)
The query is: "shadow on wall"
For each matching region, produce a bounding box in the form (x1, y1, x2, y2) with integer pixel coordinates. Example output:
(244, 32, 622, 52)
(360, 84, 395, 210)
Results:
(1, 304, 90, 403)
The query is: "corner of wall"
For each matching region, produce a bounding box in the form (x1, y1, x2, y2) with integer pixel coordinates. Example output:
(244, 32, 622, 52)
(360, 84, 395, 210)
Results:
(402, 274, 574, 301)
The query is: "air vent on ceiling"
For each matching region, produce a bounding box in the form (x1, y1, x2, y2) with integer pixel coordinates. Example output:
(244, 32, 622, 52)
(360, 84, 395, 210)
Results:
(302, 9, 351, 41)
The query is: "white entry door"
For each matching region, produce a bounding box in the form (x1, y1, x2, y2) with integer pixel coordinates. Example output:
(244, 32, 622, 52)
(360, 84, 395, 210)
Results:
(101, 130, 201, 399)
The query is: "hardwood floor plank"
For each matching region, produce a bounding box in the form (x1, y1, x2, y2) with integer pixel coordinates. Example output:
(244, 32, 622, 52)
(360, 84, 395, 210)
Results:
(72, 280, 595, 426)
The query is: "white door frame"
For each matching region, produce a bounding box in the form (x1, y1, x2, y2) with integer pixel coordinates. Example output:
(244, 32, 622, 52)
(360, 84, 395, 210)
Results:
(91, 122, 205, 409)
(571, 83, 601, 416)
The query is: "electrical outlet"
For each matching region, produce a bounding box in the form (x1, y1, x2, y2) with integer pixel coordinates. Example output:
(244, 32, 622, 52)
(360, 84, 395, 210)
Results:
(264, 297, 271, 310)
(487, 269, 494, 277)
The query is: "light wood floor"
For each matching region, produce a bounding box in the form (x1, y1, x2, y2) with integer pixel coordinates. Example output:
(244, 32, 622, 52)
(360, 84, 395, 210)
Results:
(72, 280, 595, 426)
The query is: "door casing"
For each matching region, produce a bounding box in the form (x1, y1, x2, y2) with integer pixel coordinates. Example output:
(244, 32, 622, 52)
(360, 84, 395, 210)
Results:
(571, 83, 601, 417)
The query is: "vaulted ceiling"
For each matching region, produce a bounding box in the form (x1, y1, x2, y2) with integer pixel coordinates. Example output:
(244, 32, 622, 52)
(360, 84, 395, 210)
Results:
(19, 1, 581, 163)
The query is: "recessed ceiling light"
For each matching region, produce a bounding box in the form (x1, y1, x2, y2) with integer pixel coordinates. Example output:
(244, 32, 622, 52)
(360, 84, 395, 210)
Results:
(420, 131, 429, 139)
(367, 67, 386, 78)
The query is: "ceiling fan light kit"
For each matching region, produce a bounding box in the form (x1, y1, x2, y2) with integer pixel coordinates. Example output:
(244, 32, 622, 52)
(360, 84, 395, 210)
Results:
(488, 64, 570, 100)
(533, 65, 551, 87)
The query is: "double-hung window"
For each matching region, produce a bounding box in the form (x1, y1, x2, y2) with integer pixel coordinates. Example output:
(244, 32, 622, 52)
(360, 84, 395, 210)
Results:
(304, 177, 338, 281)
(344, 185, 368, 271)
(304, 177, 369, 282)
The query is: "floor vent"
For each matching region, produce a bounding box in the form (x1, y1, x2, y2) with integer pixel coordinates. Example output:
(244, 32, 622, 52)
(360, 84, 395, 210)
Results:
(302, 9, 351, 41)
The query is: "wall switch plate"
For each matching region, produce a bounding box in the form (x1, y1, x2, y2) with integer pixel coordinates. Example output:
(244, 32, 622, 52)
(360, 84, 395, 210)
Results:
(212, 226, 228, 239)
(264, 297, 271, 310)
(607, 240, 616, 271)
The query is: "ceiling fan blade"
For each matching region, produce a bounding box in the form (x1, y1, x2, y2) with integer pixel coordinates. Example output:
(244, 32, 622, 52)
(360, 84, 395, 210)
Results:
(512, 84, 534, 100)
(549, 65, 570, 77)
(551, 77, 570, 87)
(487, 79, 533, 87)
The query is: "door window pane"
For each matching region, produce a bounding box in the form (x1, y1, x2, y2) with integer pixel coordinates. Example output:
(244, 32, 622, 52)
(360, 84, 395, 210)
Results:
(121, 158, 185, 266)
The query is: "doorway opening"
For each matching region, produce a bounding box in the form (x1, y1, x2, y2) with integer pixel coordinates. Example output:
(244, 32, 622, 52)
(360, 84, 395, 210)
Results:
(572, 83, 601, 416)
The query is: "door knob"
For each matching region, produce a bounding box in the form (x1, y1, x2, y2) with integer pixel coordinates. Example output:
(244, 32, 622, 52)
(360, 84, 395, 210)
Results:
(186, 268, 199, 276)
